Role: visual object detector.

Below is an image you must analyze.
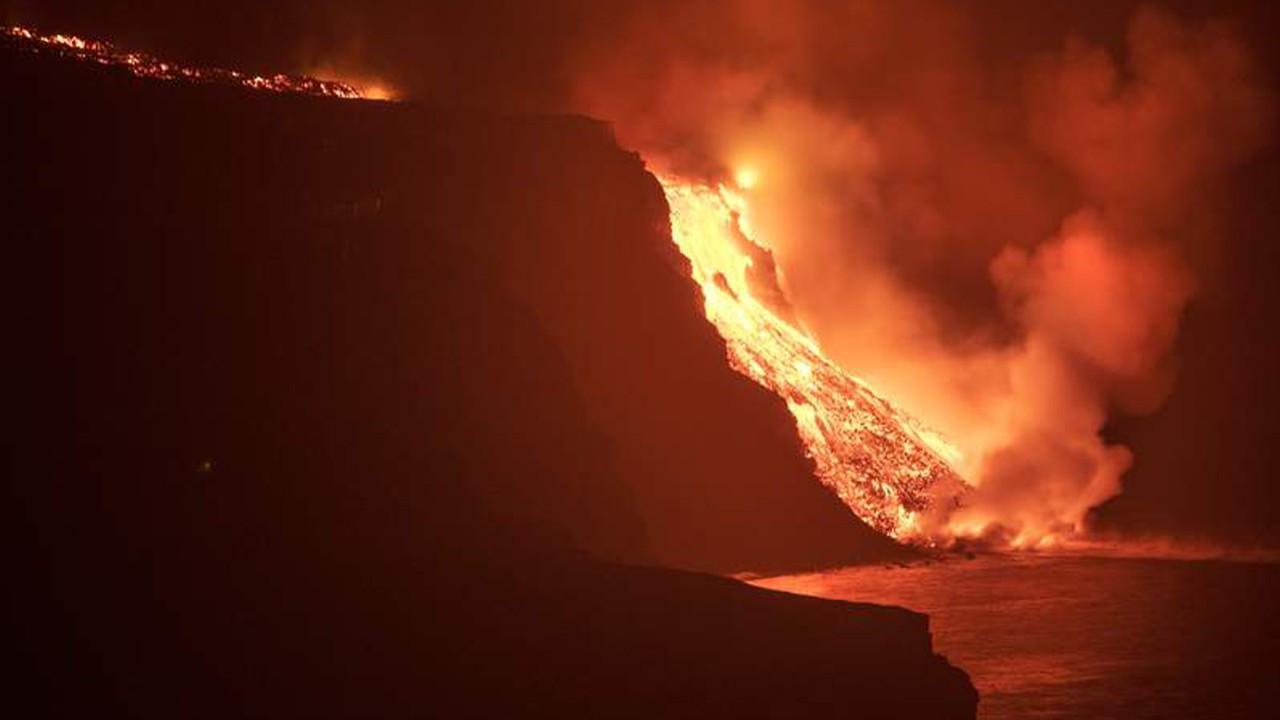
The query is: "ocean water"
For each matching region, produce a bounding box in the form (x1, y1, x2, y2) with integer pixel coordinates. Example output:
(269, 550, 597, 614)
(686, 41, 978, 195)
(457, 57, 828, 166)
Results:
(753, 554, 1280, 719)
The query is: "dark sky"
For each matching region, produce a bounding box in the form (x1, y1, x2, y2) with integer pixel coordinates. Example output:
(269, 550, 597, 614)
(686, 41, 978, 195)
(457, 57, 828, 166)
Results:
(9, 0, 1280, 548)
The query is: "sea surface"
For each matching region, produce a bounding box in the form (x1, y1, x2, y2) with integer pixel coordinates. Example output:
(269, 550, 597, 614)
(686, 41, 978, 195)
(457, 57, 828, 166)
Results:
(753, 554, 1280, 719)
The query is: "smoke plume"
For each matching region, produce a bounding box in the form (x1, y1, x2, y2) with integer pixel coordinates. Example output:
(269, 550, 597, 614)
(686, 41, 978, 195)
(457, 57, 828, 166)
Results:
(565, 1, 1273, 543)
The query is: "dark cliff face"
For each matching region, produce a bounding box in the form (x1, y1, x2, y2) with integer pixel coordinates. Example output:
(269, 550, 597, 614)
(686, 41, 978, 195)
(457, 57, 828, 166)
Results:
(5, 41, 973, 718)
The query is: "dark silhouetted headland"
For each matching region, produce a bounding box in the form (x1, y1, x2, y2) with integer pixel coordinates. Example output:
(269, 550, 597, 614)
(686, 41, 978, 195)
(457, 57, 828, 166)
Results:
(6, 35, 975, 718)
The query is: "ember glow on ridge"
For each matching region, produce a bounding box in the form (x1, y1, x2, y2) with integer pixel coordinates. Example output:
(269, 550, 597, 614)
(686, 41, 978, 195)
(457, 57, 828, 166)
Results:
(3, 26, 372, 99)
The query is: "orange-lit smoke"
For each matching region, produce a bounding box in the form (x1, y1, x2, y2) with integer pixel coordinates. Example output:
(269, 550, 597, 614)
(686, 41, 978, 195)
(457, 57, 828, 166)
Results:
(574, 3, 1274, 546)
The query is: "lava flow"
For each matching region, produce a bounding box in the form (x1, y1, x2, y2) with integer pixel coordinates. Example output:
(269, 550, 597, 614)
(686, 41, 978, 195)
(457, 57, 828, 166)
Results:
(661, 176, 968, 541)
(2, 26, 373, 99)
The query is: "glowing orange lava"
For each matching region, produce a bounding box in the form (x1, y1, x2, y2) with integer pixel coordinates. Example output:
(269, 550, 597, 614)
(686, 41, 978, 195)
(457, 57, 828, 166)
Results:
(661, 175, 969, 542)
(3, 26, 375, 100)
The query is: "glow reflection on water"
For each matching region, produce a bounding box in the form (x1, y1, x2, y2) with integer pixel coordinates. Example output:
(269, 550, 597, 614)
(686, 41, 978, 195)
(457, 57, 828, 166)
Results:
(753, 554, 1279, 719)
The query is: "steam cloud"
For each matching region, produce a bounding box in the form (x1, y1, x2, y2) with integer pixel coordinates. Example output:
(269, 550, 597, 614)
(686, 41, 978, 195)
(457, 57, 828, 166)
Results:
(566, 2, 1273, 543)
(26, 0, 1270, 543)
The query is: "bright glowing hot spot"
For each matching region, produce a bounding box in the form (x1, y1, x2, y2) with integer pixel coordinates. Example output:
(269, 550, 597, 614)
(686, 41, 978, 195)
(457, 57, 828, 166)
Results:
(660, 175, 969, 542)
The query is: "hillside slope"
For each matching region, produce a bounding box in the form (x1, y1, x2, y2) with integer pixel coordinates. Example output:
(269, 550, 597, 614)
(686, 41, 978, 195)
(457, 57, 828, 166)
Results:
(5, 37, 972, 718)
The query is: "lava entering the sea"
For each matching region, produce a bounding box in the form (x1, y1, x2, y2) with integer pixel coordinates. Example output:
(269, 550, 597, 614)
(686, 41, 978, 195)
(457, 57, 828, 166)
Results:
(660, 176, 969, 542)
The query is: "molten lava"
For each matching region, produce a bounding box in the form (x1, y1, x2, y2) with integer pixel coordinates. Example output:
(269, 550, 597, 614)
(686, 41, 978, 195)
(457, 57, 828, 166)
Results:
(3, 26, 369, 99)
(661, 177, 968, 541)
